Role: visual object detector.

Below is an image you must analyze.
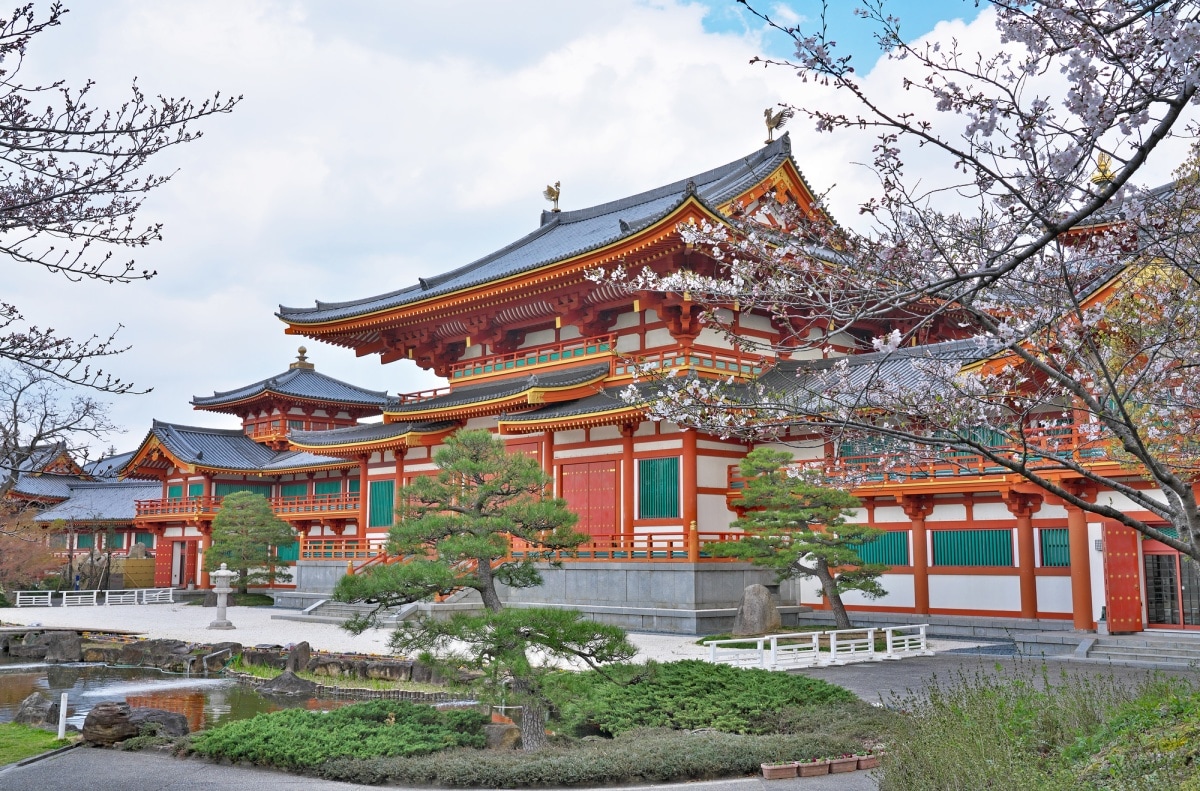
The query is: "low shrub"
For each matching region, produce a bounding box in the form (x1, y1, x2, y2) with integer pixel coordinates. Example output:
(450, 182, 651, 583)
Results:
(546, 659, 857, 735)
(189, 700, 487, 769)
(317, 727, 868, 787)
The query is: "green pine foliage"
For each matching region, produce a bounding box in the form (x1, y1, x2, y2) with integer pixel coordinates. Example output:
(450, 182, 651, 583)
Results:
(188, 701, 487, 769)
(204, 491, 296, 593)
(712, 447, 886, 628)
(546, 659, 856, 735)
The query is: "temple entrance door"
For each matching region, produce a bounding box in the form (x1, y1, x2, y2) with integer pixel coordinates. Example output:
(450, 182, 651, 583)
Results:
(1102, 522, 1143, 633)
(561, 460, 617, 537)
(1144, 551, 1200, 629)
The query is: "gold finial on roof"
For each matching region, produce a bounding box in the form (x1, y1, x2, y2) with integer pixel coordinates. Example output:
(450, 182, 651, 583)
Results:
(290, 345, 315, 370)
(764, 106, 794, 144)
(543, 181, 561, 212)
(1090, 153, 1116, 186)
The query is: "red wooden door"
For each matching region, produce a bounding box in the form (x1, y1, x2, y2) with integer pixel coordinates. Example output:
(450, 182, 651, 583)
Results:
(154, 542, 172, 587)
(1103, 522, 1143, 633)
(561, 461, 617, 536)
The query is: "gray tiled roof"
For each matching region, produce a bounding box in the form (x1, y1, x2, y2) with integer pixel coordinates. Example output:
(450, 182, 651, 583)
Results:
(192, 367, 390, 410)
(85, 450, 136, 479)
(388, 363, 610, 414)
(36, 480, 161, 523)
(279, 135, 798, 325)
(500, 383, 652, 422)
(10, 471, 74, 500)
(290, 420, 454, 447)
(143, 421, 352, 472)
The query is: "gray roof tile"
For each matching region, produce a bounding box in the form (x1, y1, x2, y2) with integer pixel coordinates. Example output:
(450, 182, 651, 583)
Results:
(144, 421, 353, 472)
(289, 420, 454, 447)
(192, 367, 390, 410)
(388, 363, 610, 414)
(36, 480, 161, 523)
(279, 135, 797, 325)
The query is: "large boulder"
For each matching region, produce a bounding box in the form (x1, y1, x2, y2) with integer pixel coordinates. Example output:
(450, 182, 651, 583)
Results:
(9, 632, 50, 659)
(483, 722, 521, 750)
(257, 670, 319, 696)
(14, 692, 56, 727)
(731, 584, 781, 636)
(128, 708, 190, 738)
(284, 641, 311, 673)
(44, 632, 83, 663)
(82, 702, 138, 746)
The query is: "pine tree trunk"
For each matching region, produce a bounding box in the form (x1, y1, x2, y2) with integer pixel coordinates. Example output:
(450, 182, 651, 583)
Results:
(815, 561, 853, 630)
(519, 699, 549, 751)
(475, 558, 503, 612)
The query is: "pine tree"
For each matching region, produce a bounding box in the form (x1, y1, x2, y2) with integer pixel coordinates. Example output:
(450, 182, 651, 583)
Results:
(204, 491, 295, 595)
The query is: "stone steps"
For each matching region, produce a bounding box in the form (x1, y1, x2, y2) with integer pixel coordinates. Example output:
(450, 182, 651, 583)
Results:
(271, 600, 415, 626)
(1085, 636, 1200, 668)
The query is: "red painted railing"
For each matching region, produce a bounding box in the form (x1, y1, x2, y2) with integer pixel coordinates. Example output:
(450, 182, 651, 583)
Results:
(447, 334, 617, 383)
(612, 348, 766, 380)
(509, 528, 744, 563)
(299, 536, 389, 561)
(136, 494, 361, 520)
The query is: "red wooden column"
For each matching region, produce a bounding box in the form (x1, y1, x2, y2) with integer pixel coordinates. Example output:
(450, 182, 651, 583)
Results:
(900, 496, 933, 615)
(393, 448, 406, 529)
(621, 423, 637, 542)
(681, 429, 698, 537)
(358, 455, 369, 535)
(1067, 504, 1097, 630)
(542, 430, 555, 495)
(1005, 492, 1042, 619)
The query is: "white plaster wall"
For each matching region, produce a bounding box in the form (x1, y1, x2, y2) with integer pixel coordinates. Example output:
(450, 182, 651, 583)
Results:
(465, 416, 497, 431)
(697, 439, 743, 452)
(698, 494, 736, 531)
(696, 327, 732, 349)
(873, 506, 909, 523)
(555, 445, 620, 459)
(369, 452, 382, 464)
(698, 456, 734, 489)
(927, 503, 968, 522)
(848, 507, 869, 523)
(615, 334, 641, 353)
(1038, 503, 1068, 519)
(312, 409, 328, 418)
(407, 447, 428, 460)
(556, 429, 586, 445)
(634, 440, 683, 453)
(382, 450, 395, 463)
(645, 328, 675, 348)
(759, 440, 824, 461)
(405, 462, 438, 474)
(460, 343, 483, 359)
(738, 312, 773, 333)
(525, 329, 556, 346)
(1036, 576, 1073, 613)
(335, 411, 351, 420)
(288, 406, 305, 415)
(559, 325, 581, 340)
(1089, 521, 1106, 621)
(841, 574, 915, 608)
(660, 423, 682, 434)
(591, 426, 622, 442)
(1097, 489, 1166, 511)
(164, 527, 183, 537)
(929, 575, 1021, 612)
(613, 311, 641, 330)
(973, 502, 1010, 521)
(633, 423, 657, 437)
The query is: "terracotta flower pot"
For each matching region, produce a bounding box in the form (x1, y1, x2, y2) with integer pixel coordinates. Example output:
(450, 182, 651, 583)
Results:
(796, 760, 830, 777)
(857, 755, 880, 770)
(829, 756, 859, 773)
(761, 762, 798, 780)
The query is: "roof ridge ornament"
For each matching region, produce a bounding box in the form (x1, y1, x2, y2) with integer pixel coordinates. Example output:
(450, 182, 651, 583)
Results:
(289, 346, 315, 370)
(1090, 152, 1116, 186)
(764, 106, 794, 144)
(543, 181, 561, 212)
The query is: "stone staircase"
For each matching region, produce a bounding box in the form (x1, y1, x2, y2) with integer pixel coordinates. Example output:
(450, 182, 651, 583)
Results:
(1077, 633, 1200, 669)
(270, 599, 417, 626)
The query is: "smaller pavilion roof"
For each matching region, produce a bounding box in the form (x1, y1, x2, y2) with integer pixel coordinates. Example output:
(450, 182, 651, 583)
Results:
(191, 348, 390, 414)
(289, 420, 455, 448)
(127, 420, 355, 476)
(387, 363, 611, 418)
(36, 480, 161, 523)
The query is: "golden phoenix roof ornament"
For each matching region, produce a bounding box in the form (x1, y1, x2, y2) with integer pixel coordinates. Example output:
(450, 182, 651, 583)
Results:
(543, 181, 561, 212)
(764, 106, 794, 144)
(1090, 153, 1116, 185)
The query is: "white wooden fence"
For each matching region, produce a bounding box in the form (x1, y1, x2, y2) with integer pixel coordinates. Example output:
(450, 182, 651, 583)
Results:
(704, 624, 933, 670)
(11, 588, 175, 607)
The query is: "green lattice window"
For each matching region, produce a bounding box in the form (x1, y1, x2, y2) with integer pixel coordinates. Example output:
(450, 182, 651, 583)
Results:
(76, 533, 94, 549)
(855, 531, 909, 566)
(368, 480, 396, 527)
(314, 480, 341, 496)
(188, 482, 204, 497)
(134, 532, 155, 548)
(280, 482, 308, 499)
(167, 484, 183, 499)
(931, 529, 1013, 566)
(275, 541, 299, 562)
(214, 482, 273, 498)
(108, 532, 125, 550)
(638, 457, 680, 519)
(348, 478, 360, 494)
(1039, 528, 1070, 567)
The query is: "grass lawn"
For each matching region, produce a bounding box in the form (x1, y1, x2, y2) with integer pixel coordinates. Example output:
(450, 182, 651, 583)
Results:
(0, 723, 75, 765)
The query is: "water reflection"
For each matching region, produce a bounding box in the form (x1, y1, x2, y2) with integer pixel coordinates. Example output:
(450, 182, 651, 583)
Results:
(0, 656, 325, 730)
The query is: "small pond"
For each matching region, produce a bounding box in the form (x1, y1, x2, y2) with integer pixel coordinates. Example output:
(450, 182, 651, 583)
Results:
(0, 656, 339, 732)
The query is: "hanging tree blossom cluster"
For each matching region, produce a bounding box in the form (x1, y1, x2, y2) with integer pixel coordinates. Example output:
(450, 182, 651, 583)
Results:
(595, 1, 1200, 559)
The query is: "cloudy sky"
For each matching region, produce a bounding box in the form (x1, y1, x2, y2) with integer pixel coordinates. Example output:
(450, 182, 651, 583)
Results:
(8, 0, 1192, 456)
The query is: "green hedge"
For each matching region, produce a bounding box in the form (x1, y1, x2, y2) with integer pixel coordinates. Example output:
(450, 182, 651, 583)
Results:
(189, 700, 486, 770)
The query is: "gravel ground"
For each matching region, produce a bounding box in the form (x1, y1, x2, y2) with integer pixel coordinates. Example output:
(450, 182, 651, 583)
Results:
(0, 603, 981, 662)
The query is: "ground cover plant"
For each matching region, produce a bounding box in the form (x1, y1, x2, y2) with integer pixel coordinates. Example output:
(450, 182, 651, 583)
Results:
(187, 700, 486, 770)
(879, 663, 1200, 791)
(0, 723, 75, 764)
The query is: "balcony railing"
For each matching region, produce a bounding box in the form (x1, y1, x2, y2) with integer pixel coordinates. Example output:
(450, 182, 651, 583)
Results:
(727, 423, 1110, 490)
(448, 334, 617, 383)
(136, 494, 361, 520)
(509, 529, 744, 563)
(612, 348, 766, 380)
(299, 536, 388, 561)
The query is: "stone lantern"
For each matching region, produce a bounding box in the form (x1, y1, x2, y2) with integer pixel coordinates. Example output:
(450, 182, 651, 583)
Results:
(207, 563, 238, 630)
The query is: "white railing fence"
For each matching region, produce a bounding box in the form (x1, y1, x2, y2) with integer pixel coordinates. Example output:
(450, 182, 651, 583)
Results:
(11, 587, 176, 607)
(704, 624, 933, 671)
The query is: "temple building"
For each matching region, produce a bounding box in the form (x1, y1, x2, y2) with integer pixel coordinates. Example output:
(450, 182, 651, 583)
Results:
(34, 133, 1198, 635)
